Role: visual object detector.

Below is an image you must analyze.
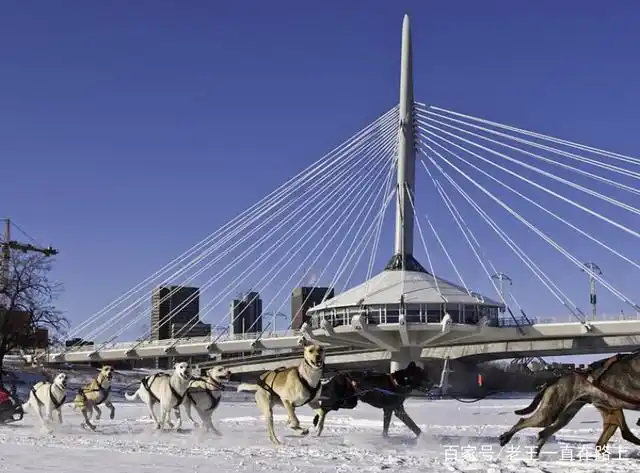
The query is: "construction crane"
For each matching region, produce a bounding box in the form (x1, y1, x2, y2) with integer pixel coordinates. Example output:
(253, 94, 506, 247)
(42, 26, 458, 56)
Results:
(1, 218, 58, 302)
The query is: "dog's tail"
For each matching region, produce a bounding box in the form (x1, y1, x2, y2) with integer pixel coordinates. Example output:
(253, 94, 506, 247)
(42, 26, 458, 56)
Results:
(514, 382, 550, 416)
(236, 383, 259, 393)
(124, 387, 140, 402)
(20, 386, 38, 411)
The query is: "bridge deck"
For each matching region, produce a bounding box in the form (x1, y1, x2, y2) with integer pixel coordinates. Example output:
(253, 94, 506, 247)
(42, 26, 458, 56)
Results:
(43, 318, 640, 364)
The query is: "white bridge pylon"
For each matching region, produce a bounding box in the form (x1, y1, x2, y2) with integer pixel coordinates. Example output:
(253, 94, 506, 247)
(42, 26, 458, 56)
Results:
(43, 15, 640, 366)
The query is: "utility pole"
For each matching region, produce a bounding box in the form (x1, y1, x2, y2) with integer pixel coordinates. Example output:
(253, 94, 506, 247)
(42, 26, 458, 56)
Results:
(582, 261, 602, 321)
(1, 218, 59, 308)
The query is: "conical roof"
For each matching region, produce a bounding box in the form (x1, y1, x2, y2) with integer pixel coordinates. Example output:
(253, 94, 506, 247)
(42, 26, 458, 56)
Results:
(307, 269, 503, 312)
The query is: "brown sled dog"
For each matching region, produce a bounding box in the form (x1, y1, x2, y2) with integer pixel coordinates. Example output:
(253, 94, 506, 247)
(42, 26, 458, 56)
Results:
(237, 344, 325, 445)
(499, 353, 640, 457)
(73, 365, 115, 430)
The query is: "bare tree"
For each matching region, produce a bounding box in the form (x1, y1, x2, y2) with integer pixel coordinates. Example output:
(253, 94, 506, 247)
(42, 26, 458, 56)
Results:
(0, 253, 69, 384)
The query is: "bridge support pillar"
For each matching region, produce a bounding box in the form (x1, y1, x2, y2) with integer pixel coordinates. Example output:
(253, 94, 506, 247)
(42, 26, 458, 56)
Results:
(389, 347, 422, 373)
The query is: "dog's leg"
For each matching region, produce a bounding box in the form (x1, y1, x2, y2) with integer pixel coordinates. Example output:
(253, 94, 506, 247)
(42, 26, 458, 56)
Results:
(207, 412, 222, 437)
(382, 408, 393, 438)
(146, 401, 162, 429)
(159, 402, 172, 430)
(616, 409, 640, 446)
(80, 407, 97, 431)
(46, 406, 55, 423)
(33, 400, 48, 430)
(105, 400, 115, 420)
(198, 407, 213, 433)
(158, 403, 168, 430)
(94, 404, 102, 421)
(532, 401, 585, 458)
(172, 407, 183, 431)
(57, 406, 63, 424)
(498, 400, 567, 447)
(283, 400, 308, 436)
(202, 407, 221, 435)
(256, 390, 280, 445)
(596, 408, 623, 449)
(184, 400, 198, 428)
(393, 404, 421, 437)
(85, 405, 94, 423)
(314, 408, 328, 436)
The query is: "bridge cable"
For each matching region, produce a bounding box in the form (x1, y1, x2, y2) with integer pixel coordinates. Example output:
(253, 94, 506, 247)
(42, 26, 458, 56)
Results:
(60, 106, 399, 352)
(418, 127, 640, 314)
(416, 121, 640, 235)
(407, 181, 473, 298)
(86, 112, 401, 349)
(185, 125, 400, 346)
(340, 186, 397, 294)
(416, 106, 640, 186)
(415, 147, 522, 326)
(190, 129, 399, 347)
(321, 155, 398, 306)
(419, 104, 640, 168)
(418, 143, 587, 324)
(263, 152, 399, 341)
(63, 106, 398, 348)
(415, 119, 640, 275)
(254, 151, 399, 342)
(119, 121, 401, 350)
(359, 142, 400, 308)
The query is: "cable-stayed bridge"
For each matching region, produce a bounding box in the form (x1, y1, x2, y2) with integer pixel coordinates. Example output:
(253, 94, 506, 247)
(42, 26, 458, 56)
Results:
(40, 15, 640, 369)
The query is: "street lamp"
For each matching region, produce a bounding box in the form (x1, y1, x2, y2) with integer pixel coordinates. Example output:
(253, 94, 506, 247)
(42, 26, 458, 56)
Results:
(582, 262, 602, 321)
(263, 311, 287, 332)
(491, 272, 512, 312)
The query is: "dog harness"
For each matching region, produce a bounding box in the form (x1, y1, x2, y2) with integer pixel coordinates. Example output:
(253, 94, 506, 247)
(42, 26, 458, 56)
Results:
(77, 378, 111, 406)
(32, 383, 66, 410)
(573, 351, 640, 406)
(295, 367, 323, 407)
(142, 373, 185, 408)
(257, 363, 324, 407)
(186, 377, 222, 412)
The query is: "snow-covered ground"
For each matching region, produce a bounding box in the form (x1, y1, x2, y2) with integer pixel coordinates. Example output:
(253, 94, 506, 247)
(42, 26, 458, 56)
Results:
(2, 396, 639, 472)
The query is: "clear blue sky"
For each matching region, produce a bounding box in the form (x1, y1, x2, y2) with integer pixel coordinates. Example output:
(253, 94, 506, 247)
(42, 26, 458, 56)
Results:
(1, 1, 639, 363)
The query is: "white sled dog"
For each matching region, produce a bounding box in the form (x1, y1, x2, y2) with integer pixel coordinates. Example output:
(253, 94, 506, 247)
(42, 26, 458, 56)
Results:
(22, 372, 69, 429)
(237, 343, 325, 445)
(182, 366, 232, 434)
(125, 361, 192, 430)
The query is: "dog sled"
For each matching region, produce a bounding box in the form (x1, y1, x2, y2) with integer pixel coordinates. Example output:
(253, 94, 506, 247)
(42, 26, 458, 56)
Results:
(0, 388, 24, 424)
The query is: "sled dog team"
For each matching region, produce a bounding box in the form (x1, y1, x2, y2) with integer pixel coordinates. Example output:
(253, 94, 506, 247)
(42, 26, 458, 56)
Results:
(20, 363, 232, 433)
(18, 344, 640, 454)
(18, 343, 430, 443)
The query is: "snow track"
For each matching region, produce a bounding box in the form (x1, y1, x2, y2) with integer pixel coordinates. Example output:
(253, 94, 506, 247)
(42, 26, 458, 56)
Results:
(1, 398, 639, 472)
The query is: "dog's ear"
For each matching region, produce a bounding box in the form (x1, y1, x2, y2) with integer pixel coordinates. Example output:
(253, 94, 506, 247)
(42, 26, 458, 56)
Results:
(408, 361, 416, 369)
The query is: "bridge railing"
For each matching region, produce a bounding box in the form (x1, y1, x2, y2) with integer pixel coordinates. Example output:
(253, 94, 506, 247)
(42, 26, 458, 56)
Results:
(530, 313, 640, 323)
(54, 329, 300, 353)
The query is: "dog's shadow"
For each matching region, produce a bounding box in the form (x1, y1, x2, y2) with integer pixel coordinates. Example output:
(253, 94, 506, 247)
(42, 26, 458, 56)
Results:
(1, 423, 29, 429)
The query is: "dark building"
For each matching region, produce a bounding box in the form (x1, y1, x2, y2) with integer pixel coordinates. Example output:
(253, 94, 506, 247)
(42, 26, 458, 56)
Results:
(290, 286, 334, 330)
(151, 285, 202, 340)
(149, 285, 211, 368)
(229, 291, 262, 335)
